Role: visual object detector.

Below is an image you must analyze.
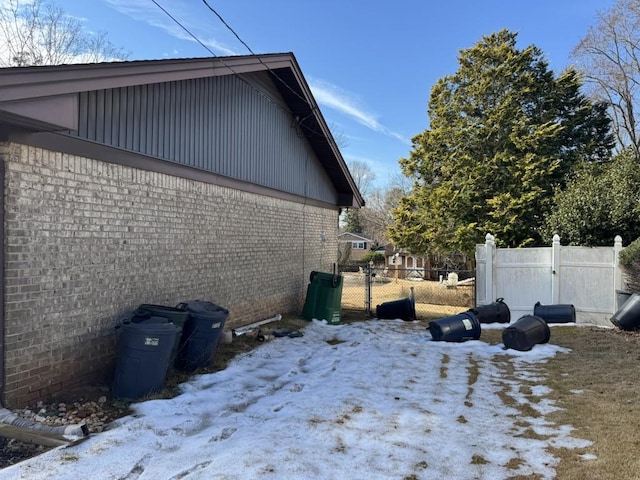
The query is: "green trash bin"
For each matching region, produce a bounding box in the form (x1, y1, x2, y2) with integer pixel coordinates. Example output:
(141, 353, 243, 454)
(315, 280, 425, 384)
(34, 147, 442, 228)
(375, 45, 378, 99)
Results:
(302, 271, 343, 324)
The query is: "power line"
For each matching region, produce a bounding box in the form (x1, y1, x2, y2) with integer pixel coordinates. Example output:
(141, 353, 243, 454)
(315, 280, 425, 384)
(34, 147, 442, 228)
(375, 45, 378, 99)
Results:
(201, 0, 256, 56)
(150, 0, 331, 141)
(150, 0, 217, 57)
(200, 0, 324, 122)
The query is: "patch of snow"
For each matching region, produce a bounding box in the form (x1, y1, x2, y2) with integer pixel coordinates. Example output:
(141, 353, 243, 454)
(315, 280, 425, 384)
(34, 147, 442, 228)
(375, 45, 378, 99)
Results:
(0, 319, 591, 480)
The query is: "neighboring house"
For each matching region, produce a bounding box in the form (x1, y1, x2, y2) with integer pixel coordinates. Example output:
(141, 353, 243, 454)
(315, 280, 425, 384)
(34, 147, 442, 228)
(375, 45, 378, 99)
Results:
(0, 54, 364, 407)
(338, 232, 373, 262)
(384, 246, 429, 279)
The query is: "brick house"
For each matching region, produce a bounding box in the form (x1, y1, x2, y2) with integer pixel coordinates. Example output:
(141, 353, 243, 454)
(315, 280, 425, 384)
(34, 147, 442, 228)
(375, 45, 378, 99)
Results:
(0, 54, 364, 407)
(338, 232, 373, 262)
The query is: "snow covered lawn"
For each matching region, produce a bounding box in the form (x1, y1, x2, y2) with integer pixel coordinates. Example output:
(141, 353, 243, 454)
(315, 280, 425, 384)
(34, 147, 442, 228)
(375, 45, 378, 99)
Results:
(0, 319, 590, 480)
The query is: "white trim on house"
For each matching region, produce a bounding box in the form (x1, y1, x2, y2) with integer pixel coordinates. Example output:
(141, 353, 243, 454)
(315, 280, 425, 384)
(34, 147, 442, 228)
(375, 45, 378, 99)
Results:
(338, 232, 372, 242)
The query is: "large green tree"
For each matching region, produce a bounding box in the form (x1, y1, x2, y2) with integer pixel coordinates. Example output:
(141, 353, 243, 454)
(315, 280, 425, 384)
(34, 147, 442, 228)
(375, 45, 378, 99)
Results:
(390, 30, 614, 254)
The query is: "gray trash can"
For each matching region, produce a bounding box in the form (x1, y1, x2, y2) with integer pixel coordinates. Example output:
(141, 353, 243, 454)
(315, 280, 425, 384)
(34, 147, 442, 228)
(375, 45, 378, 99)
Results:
(175, 301, 229, 372)
(112, 321, 180, 399)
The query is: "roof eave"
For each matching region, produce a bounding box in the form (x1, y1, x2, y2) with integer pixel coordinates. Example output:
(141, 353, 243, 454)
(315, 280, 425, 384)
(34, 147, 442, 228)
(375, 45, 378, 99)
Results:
(0, 53, 365, 208)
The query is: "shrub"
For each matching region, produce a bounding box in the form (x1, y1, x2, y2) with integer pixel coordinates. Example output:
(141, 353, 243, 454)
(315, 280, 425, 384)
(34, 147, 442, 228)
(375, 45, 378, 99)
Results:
(543, 148, 640, 246)
(362, 251, 385, 265)
(619, 237, 640, 293)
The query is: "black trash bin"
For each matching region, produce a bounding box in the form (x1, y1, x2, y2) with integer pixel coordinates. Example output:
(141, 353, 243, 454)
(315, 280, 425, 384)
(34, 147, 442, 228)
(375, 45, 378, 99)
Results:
(469, 298, 510, 324)
(135, 304, 190, 368)
(502, 315, 550, 351)
(611, 293, 640, 330)
(533, 302, 576, 324)
(428, 311, 481, 342)
(174, 301, 229, 372)
(376, 297, 416, 321)
(112, 321, 179, 399)
(615, 290, 633, 311)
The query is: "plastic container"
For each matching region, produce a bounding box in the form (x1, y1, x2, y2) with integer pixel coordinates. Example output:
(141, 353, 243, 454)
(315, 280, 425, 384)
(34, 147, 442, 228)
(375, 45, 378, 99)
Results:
(112, 321, 179, 399)
(533, 302, 576, 324)
(502, 315, 550, 351)
(611, 293, 640, 330)
(135, 304, 190, 368)
(615, 290, 633, 311)
(376, 297, 416, 321)
(469, 298, 510, 324)
(302, 271, 343, 324)
(174, 301, 229, 372)
(428, 311, 481, 342)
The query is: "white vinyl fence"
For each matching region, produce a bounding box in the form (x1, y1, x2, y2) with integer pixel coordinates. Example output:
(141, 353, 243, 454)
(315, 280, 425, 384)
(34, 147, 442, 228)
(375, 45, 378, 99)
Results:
(476, 234, 624, 326)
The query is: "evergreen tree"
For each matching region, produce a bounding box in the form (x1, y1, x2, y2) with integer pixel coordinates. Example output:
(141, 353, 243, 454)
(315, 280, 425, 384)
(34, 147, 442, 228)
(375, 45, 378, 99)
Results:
(390, 30, 614, 254)
(342, 208, 364, 234)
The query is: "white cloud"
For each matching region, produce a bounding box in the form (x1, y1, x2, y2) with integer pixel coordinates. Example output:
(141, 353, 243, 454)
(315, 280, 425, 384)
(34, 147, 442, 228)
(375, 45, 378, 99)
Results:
(309, 78, 410, 145)
(104, 0, 240, 56)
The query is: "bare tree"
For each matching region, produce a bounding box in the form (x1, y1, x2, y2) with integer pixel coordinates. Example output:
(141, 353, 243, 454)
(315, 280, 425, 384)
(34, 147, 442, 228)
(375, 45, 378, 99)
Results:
(342, 161, 413, 243)
(340, 160, 376, 234)
(346, 160, 376, 198)
(572, 0, 640, 153)
(359, 182, 411, 247)
(0, 0, 128, 66)
(327, 122, 349, 150)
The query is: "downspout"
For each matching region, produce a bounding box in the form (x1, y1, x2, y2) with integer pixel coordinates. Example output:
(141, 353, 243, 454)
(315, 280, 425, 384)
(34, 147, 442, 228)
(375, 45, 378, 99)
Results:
(0, 407, 88, 439)
(0, 155, 4, 404)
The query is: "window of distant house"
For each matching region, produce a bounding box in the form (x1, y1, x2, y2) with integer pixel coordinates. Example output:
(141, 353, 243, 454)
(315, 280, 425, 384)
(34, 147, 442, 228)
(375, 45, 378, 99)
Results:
(389, 255, 403, 265)
(351, 241, 366, 249)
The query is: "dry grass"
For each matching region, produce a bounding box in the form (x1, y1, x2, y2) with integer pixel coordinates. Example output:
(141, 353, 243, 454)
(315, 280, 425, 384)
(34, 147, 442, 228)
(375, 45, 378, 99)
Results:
(542, 327, 640, 480)
(482, 326, 640, 480)
(341, 275, 474, 319)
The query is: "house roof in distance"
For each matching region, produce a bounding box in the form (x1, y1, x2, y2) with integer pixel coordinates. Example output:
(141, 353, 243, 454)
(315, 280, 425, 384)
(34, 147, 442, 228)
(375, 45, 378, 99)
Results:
(0, 53, 364, 208)
(338, 232, 373, 242)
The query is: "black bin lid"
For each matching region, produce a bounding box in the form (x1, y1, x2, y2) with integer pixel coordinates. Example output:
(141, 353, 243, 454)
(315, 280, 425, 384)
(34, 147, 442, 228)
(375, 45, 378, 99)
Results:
(177, 300, 229, 316)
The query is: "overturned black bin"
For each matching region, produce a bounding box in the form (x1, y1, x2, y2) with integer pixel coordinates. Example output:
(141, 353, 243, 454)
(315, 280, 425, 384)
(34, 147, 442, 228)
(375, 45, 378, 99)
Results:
(112, 321, 180, 399)
(502, 315, 550, 351)
(533, 302, 576, 324)
(175, 300, 229, 372)
(376, 297, 416, 321)
(428, 311, 481, 342)
(611, 293, 640, 330)
(469, 298, 510, 324)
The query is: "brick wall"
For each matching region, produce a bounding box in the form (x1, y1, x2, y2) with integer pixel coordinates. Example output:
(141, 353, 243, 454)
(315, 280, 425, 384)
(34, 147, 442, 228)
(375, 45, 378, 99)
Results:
(1, 142, 339, 407)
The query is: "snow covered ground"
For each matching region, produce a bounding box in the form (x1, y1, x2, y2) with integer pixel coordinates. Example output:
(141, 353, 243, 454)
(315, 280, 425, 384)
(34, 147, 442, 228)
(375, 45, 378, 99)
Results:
(0, 319, 592, 480)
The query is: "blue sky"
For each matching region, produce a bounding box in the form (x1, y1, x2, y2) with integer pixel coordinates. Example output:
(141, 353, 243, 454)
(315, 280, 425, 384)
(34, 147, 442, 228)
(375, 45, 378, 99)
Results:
(57, 0, 616, 190)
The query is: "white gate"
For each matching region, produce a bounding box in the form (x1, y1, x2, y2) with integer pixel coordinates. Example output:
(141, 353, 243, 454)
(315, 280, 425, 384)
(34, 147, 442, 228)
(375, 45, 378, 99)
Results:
(476, 234, 624, 325)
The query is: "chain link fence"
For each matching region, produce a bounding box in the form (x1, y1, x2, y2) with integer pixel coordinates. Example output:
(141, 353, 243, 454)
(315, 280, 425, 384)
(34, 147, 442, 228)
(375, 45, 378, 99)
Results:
(339, 265, 475, 320)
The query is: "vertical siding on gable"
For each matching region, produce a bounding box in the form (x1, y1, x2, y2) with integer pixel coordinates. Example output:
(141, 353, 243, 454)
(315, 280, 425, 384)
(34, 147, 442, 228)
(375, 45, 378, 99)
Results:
(76, 73, 338, 205)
